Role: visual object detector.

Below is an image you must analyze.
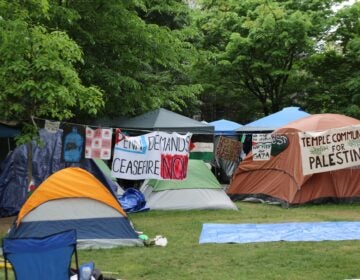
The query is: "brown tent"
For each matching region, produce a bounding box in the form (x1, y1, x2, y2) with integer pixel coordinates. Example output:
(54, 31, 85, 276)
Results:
(227, 114, 360, 207)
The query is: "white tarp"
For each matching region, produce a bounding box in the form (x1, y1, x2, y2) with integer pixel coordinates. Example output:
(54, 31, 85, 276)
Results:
(299, 125, 360, 175)
(112, 131, 192, 180)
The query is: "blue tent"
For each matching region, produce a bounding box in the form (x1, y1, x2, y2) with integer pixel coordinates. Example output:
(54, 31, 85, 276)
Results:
(0, 124, 20, 138)
(208, 119, 242, 136)
(239, 107, 310, 132)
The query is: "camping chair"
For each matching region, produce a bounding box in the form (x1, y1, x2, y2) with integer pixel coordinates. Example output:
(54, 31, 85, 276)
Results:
(2, 229, 79, 280)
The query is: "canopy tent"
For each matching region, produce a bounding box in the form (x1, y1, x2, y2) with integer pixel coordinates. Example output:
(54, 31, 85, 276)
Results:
(238, 107, 310, 132)
(227, 113, 360, 207)
(208, 119, 242, 136)
(7, 167, 143, 249)
(141, 159, 237, 210)
(100, 108, 214, 134)
(236, 106, 310, 155)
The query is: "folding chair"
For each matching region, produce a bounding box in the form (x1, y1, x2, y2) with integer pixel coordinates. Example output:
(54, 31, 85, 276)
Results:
(2, 229, 79, 280)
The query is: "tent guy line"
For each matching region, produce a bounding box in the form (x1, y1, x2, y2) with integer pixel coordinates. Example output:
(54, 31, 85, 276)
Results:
(31, 115, 154, 133)
(30, 115, 350, 136)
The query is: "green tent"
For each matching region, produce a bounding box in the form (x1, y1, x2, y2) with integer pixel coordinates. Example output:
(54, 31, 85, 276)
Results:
(141, 160, 237, 210)
(93, 158, 116, 182)
(148, 159, 220, 191)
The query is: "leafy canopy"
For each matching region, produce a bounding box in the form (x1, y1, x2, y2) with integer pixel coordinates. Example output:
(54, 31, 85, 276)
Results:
(0, 0, 104, 139)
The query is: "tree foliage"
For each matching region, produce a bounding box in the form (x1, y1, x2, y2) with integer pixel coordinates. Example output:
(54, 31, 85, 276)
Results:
(47, 0, 202, 118)
(191, 0, 356, 122)
(0, 0, 103, 140)
(299, 2, 360, 118)
(0, 0, 358, 139)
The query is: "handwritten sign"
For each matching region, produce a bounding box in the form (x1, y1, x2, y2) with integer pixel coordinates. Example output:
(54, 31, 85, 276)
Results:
(299, 125, 360, 175)
(111, 131, 192, 180)
(271, 134, 289, 156)
(44, 120, 60, 133)
(216, 136, 242, 162)
(252, 134, 272, 161)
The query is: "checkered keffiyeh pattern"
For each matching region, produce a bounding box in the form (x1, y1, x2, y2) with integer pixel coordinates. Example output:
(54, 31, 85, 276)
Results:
(85, 127, 112, 159)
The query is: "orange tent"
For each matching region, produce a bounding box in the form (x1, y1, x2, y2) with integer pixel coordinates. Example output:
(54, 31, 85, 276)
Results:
(8, 167, 143, 249)
(227, 114, 360, 207)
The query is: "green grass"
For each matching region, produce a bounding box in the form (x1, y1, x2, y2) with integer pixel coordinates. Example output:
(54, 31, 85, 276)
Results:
(2, 202, 360, 280)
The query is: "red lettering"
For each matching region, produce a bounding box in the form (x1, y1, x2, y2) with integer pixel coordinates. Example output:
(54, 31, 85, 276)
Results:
(160, 154, 188, 179)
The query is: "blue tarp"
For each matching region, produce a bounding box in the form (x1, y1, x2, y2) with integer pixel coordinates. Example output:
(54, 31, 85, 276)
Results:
(0, 129, 118, 217)
(240, 107, 310, 132)
(199, 222, 360, 244)
(208, 119, 242, 136)
(117, 188, 149, 213)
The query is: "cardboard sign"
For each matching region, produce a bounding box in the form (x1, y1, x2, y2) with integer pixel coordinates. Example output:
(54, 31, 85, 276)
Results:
(216, 136, 242, 162)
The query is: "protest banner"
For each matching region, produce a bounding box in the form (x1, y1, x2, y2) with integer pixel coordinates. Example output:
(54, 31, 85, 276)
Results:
(299, 125, 360, 175)
(215, 136, 242, 162)
(112, 131, 192, 180)
(252, 134, 272, 161)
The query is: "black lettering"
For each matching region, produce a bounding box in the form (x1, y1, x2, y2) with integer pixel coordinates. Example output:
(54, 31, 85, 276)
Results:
(120, 158, 127, 173)
(322, 155, 329, 167)
(315, 156, 322, 168)
(112, 158, 121, 172)
(126, 160, 133, 174)
(154, 160, 160, 175)
(328, 153, 335, 166)
(353, 148, 360, 161)
(336, 152, 344, 164)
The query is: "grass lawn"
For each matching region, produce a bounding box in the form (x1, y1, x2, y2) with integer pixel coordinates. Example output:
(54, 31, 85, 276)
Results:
(2, 202, 360, 279)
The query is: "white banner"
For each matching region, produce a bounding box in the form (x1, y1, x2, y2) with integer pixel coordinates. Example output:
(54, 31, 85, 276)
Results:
(299, 125, 360, 175)
(252, 134, 272, 161)
(112, 131, 192, 180)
